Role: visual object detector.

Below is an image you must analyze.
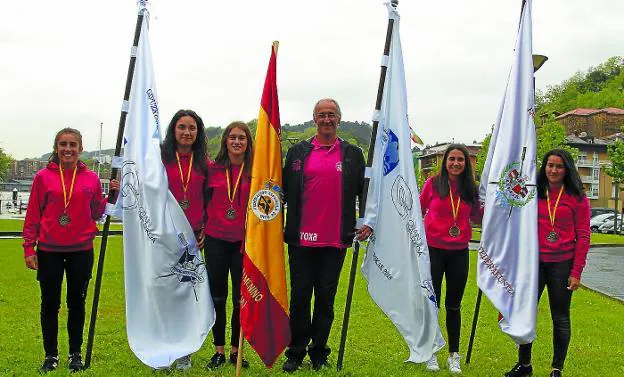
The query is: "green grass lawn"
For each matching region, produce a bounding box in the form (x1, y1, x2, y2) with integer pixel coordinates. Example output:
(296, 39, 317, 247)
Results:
(1, 236, 623, 376)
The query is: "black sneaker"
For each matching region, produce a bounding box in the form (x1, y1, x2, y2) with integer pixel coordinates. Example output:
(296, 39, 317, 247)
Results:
(205, 352, 226, 370)
(550, 370, 562, 377)
(39, 355, 59, 374)
(68, 353, 84, 373)
(229, 352, 249, 368)
(282, 357, 302, 373)
(311, 358, 329, 371)
(505, 362, 533, 377)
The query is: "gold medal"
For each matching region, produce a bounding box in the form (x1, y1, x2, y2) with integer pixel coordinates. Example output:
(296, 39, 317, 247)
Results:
(58, 213, 71, 226)
(546, 185, 564, 244)
(449, 187, 461, 238)
(225, 207, 236, 220)
(547, 230, 559, 242)
(179, 199, 190, 210)
(59, 163, 77, 227)
(176, 152, 193, 211)
(225, 162, 245, 221)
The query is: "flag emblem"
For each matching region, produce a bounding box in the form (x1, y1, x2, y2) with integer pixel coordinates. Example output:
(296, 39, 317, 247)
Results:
(383, 129, 400, 176)
(496, 162, 535, 208)
(251, 183, 281, 221)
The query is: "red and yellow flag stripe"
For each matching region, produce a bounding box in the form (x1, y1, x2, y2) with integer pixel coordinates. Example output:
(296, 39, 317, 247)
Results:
(241, 42, 290, 367)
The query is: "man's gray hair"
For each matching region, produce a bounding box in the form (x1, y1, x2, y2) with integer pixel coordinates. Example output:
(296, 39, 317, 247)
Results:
(312, 98, 342, 119)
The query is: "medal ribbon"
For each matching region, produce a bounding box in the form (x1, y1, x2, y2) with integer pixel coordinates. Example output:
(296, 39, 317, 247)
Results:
(449, 188, 461, 225)
(547, 185, 564, 231)
(176, 152, 194, 199)
(59, 164, 77, 212)
(226, 162, 245, 205)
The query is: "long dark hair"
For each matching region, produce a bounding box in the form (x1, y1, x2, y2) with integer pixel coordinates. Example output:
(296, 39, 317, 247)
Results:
(537, 149, 584, 198)
(432, 144, 477, 203)
(214, 121, 253, 172)
(49, 127, 83, 164)
(161, 109, 208, 173)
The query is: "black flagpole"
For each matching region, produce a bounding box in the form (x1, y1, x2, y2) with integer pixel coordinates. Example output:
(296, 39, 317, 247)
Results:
(84, 6, 146, 369)
(466, 0, 529, 365)
(336, 0, 398, 370)
(465, 289, 482, 364)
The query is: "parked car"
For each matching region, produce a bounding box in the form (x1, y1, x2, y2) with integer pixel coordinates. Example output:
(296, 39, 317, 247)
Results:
(590, 213, 617, 232)
(598, 215, 623, 234)
(19, 200, 28, 211)
(590, 207, 617, 218)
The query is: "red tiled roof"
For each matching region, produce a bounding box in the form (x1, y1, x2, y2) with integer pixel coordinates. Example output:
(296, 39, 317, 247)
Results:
(555, 107, 624, 119)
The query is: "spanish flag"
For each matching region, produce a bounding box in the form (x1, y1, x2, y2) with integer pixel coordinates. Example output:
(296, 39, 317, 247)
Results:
(241, 42, 290, 367)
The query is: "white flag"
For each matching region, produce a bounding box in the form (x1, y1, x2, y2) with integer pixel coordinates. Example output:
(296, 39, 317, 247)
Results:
(361, 3, 445, 363)
(478, 0, 538, 345)
(116, 3, 214, 368)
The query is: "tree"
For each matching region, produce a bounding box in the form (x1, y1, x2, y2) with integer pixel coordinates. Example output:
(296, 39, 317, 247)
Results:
(605, 139, 624, 233)
(0, 147, 13, 181)
(475, 132, 492, 181)
(535, 117, 578, 167)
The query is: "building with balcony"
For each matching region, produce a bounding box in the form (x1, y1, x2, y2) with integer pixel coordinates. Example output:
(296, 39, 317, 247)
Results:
(555, 107, 624, 138)
(566, 134, 624, 208)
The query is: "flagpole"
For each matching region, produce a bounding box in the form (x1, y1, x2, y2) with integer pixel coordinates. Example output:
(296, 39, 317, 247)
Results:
(84, 7, 145, 369)
(465, 289, 482, 364)
(236, 328, 244, 377)
(336, 0, 398, 370)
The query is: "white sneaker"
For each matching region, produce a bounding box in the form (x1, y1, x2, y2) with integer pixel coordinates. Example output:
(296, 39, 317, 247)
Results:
(176, 354, 192, 371)
(425, 354, 440, 371)
(447, 353, 461, 374)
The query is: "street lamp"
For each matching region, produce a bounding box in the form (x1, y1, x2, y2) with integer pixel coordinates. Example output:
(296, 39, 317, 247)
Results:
(532, 54, 548, 73)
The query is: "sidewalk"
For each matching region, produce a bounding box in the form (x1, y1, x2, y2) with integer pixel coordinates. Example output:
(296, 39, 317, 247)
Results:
(582, 246, 624, 302)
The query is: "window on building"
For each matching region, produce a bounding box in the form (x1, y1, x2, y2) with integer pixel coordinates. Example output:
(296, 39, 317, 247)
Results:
(577, 152, 588, 164)
(592, 168, 600, 181)
(590, 184, 599, 199)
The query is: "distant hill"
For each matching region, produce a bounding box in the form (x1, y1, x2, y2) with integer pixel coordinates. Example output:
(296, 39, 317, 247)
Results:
(33, 120, 374, 161)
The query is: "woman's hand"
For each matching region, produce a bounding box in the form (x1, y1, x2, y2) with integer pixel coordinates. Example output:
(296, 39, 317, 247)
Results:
(355, 225, 373, 241)
(25, 255, 38, 270)
(108, 179, 120, 201)
(567, 276, 581, 291)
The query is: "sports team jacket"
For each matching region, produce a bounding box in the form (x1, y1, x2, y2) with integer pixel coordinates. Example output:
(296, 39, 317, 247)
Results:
(283, 137, 365, 247)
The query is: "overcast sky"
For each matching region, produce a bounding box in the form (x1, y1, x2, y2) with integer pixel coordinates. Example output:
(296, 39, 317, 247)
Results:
(1, 0, 622, 160)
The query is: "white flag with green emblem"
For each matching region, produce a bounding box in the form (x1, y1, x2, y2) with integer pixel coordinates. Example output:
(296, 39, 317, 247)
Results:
(478, 0, 539, 344)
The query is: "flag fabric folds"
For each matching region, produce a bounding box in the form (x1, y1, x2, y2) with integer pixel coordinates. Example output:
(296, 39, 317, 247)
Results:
(115, 4, 214, 368)
(241, 43, 290, 367)
(361, 3, 445, 363)
(477, 0, 538, 345)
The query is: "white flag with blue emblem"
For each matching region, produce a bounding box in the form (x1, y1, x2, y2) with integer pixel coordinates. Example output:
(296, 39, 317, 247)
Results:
(115, 3, 214, 368)
(361, 3, 445, 363)
(478, 0, 538, 345)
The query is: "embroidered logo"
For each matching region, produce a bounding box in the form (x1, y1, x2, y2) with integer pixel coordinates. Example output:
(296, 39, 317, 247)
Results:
(336, 162, 342, 172)
(383, 129, 399, 176)
(496, 162, 536, 208)
(251, 181, 282, 221)
(161, 233, 206, 301)
(291, 159, 302, 172)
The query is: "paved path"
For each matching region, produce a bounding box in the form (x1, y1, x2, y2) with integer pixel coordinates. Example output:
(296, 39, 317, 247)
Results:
(582, 246, 624, 302)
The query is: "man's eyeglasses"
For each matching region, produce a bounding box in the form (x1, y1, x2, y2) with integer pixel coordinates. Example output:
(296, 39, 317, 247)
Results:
(316, 112, 338, 120)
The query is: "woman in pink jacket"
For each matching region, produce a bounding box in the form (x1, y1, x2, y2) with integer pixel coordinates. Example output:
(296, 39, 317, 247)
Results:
(420, 144, 481, 374)
(505, 149, 590, 377)
(22, 128, 118, 373)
